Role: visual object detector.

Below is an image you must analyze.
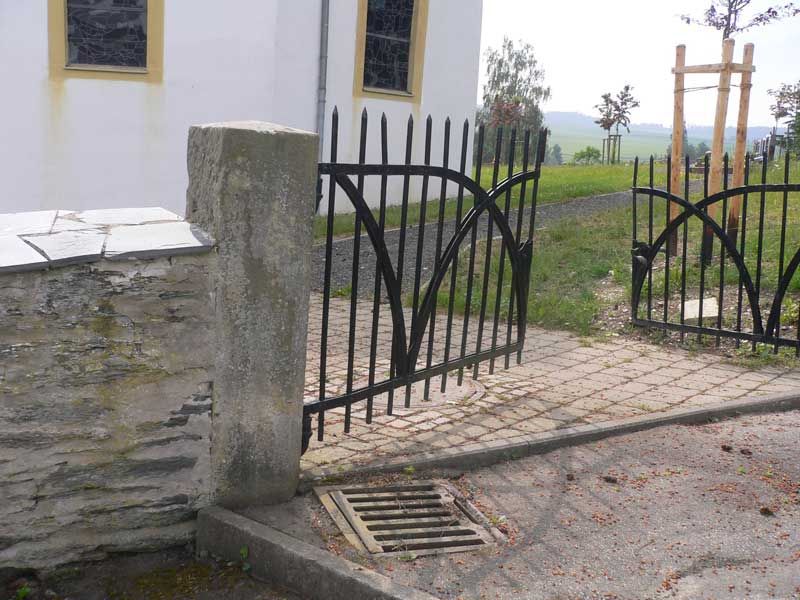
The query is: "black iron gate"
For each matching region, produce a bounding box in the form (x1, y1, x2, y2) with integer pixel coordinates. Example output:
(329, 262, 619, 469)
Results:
(302, 108, 547, 453)
(631, 152, 800, 352)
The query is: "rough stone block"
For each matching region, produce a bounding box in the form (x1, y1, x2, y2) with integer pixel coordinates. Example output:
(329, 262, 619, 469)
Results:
(186, 121, 318, 507)
(682, 297, 720, 322)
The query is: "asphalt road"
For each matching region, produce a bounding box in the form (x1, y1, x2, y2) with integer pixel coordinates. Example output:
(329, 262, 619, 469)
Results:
(379, 410, 800, 599)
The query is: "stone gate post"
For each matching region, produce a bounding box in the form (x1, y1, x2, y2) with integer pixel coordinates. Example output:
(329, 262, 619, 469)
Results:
(186, 122, 318, 507)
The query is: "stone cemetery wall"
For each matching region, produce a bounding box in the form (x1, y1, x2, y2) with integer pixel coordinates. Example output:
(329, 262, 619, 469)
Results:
(0, 208, 216, 569)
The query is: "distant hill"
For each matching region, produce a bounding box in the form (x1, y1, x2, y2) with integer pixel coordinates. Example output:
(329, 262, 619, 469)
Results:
(544, 111, 777, 160)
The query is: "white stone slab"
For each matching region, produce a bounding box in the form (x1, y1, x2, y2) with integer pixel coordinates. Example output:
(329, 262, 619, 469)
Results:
(0, 235, 50, 273)
(683, 297, 720, 322)
(104, 221, 214, 260)
(50, 210, 102, 233)
(72, 207, 182, 227)
(23, 229, 108, 266)
(0, 211, 58, 236)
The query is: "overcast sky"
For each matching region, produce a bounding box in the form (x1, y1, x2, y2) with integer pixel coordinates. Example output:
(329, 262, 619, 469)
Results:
(479, 0, 799, 127)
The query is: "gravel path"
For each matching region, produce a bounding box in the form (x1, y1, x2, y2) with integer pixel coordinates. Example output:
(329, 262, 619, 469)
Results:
(312, 190, 636, 297)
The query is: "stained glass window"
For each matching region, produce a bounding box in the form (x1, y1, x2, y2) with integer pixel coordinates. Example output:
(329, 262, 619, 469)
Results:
(66, 0, 147, 69)
(364, 0, 415, 92)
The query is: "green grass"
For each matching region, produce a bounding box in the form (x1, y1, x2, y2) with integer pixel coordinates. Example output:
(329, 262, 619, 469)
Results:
(435, 207, 631, 336)
(315, 163, 647, 240)
(436, 160, 800, 338)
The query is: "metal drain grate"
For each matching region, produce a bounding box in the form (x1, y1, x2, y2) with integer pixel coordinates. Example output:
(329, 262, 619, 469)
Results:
(315, 480, 496, 556)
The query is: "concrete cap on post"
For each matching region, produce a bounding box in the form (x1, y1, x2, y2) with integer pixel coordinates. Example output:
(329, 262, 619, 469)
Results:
(185, 121, 318, 508)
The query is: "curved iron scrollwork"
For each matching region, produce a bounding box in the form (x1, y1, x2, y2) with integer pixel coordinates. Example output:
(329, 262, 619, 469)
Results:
(630, 153, 800, 353)
(303, 107, 547, 453)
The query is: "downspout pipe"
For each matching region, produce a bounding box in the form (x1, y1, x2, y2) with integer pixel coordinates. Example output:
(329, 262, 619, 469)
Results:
(316, 0, 330, 160)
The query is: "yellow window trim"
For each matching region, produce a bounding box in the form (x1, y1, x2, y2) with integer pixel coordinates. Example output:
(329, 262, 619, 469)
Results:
(48, 0, 164, 83)
(353, 0, 428, 103)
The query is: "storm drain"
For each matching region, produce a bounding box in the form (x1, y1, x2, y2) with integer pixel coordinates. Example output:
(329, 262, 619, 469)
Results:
(315, 480, 497, 556)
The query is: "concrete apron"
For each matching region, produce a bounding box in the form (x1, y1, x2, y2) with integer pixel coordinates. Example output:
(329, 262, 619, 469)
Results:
(196, 391, 800, 600)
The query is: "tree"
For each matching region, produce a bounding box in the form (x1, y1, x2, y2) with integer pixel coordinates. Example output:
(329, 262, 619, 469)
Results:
(480, 37, 550, 163)
(595, 86, 639, 164)
(543, 143, 563, 166)
(594, 93, 615, 137)
(613, 85, 640, 136)
(573, 146, 602, 165)
(551, 144, 563, 165)
(769, 81, 800, 156)
(680, 0, 800, 39)
(594, 93, 615, 163)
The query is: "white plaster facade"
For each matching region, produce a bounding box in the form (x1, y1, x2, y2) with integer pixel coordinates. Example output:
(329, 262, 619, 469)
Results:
(0, 1, 483, 215)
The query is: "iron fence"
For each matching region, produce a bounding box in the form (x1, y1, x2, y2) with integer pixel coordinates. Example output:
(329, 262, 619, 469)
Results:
(303, 107, 547, 452)
(631, 152, 800, 353)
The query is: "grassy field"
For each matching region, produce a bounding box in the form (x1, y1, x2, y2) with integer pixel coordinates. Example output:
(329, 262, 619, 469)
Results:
(547, 128, 727, 163)
(314, 163, 645, 239)
(437, 160, 800, 338)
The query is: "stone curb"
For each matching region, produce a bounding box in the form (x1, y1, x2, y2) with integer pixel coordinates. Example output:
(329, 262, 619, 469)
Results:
(196, 507, 438, 600)
(299, 390, 800, 490)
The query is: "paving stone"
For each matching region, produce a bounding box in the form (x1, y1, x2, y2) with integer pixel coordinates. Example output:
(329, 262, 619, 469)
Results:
(299, 293, 800, 473)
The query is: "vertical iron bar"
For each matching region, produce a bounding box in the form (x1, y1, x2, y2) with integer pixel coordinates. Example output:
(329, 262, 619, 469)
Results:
(343, 109, 368, 432)
(366, 114, 389, 423)
(698, 154, 710, 343)
(474, 128, 504, 379)
(664, 156, 672, 327)
(526, 132, 545, 243)
(679, 155, 689, 342)
(752, 152, 767, 351)
(406, 115, 433, 407)
(441, 119, 470, 392)
(458, 125, 485, 384)
(505, 130, 531, 369)
(489, 128, 516, 374)
(387, 115, 414, 414)
(716, 153, 729, 347)
(774, 152, 790, 353)
(647, 156, 654, 321)
(632, 157, 639, 247)
(317, 107, 339, 442)
(517, 130, 546, 364)
(631, 157, 639, 320)
(735, 155, 750, 349)
(423, 117, 451, 400)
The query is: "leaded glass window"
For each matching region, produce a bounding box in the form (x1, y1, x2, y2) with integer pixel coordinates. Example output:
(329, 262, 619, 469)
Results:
(66, 0, 148, 69)
(364, 0, 415, 92)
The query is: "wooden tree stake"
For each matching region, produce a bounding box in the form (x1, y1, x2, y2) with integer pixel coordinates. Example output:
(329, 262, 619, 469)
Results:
(726, 42, 755, 247)
(702, 38, 736, 264)
(668, 45, 686, 256)
(668, 40, 755, 264)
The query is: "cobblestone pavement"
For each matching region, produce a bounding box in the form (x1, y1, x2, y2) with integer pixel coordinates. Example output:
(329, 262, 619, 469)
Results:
(301, 294, 800, 472)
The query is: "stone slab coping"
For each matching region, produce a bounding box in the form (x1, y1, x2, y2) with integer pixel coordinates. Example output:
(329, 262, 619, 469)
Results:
(0, 208, 214, 273)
